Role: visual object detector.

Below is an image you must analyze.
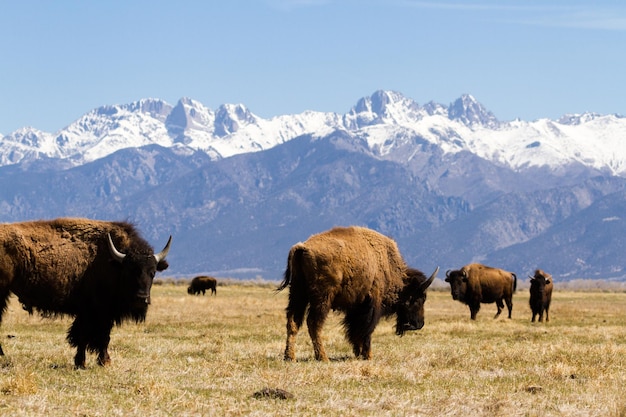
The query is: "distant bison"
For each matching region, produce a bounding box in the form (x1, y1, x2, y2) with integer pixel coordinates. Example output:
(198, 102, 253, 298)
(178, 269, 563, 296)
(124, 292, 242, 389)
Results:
(445, 263, 517, 320)
(276, 226, 438, 361)
(529, 269, 553, 322)
(0, 218, 171, 368)
(187, 276, 217, 296)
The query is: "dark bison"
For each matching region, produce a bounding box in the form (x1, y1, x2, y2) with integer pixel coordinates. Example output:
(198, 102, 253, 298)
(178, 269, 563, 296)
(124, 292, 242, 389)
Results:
(187, 276, 217, 296)
(276, 226, 438, 362)
(0, 218, 171, 368)
(445, 263, 517, 320)
(529, 269, 553, 322)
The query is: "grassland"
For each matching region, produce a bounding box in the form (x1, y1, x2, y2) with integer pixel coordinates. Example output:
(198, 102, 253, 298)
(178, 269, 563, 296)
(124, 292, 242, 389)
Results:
(1, 282, 625, 416)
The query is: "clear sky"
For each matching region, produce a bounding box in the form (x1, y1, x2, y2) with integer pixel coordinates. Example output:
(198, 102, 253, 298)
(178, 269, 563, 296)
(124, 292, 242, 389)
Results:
(1, 0, 625, 134)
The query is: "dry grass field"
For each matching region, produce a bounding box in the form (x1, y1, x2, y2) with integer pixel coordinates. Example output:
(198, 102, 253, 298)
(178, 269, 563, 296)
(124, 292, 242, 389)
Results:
(1, 282, 625, 416)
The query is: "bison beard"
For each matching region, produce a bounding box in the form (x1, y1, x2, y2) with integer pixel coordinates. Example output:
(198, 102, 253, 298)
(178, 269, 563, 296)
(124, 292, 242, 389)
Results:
(0, 218, 171, 368)
(277, 226, 437, 362)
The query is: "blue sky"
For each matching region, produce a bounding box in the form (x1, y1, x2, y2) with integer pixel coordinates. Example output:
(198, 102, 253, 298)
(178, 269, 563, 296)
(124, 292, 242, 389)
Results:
(1, 0, 625, 134)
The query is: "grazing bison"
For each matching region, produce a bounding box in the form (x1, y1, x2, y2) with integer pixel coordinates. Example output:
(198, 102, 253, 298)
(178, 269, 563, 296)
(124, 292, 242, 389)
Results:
(0, 218, 171, 368)
(445, 263, 517, 320)
(187, 276, 217, 296)
(276, 226, 438, 362)
(529, 269, 553, 322)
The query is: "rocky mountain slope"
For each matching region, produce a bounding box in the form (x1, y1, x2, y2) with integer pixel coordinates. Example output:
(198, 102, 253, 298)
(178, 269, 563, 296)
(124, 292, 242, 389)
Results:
(1, 91, 624, 280)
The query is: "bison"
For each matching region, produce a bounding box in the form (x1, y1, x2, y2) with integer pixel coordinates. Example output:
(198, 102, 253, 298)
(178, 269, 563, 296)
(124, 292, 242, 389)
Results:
(529, 269, 553, 322)
(276, 226, 438, 362)
(0, 218, 171, 368)
(445, 263, 517, 320)
(187, 276, 217, 296)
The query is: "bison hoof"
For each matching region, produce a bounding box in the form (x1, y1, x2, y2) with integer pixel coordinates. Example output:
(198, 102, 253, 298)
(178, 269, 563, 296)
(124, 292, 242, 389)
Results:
(97, 357, 111, 367)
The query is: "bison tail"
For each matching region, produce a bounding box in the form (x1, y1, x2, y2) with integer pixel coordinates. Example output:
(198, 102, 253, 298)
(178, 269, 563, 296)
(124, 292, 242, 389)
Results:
(512, 273, 517, 293)
(275, 265, 291, 293)
(275, 244, 305, 293)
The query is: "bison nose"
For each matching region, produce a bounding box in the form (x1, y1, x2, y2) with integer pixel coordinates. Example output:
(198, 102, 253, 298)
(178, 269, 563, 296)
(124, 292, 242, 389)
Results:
(403, 321, 424, 331)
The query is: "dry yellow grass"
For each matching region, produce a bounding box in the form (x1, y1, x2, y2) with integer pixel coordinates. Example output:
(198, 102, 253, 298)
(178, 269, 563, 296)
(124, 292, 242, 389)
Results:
(0, 283, 625, 416)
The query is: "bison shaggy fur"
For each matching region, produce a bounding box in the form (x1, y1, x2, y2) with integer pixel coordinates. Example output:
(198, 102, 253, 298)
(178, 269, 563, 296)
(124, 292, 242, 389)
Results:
(187, 276, 217, 296)
(445, 263, 517, 320)
(276, 226, 438, 361)
(0, 218, 171, 368)
(529, 269, 553, 322)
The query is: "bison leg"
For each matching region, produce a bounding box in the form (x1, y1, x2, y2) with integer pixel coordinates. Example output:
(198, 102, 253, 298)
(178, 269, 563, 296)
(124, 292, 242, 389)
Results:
(494, 299, 504, 319)
(284, 311, 301, 361)
(0, 290, 10, 356)
(505, 297, 513, 319)
(343, 297, 379, 360)
(469, 303, 480, 320)
(97, 343, 111, 366)
(68, 317, 90, 368)
(284, 293, 308, 361)
(307, 305, 330, 362)
(544, 306, 550, 322)
(68, 315, 113, 368)
(74, 344, 87, 369)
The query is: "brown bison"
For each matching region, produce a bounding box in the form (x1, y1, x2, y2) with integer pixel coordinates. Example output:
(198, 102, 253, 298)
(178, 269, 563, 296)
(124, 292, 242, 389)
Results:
(0, 218, 171, 368)
(276, 226, 438, 362)
(529, 269, 553, 322)
(187, 276, 217, 296)
(445, 263, 517, 320)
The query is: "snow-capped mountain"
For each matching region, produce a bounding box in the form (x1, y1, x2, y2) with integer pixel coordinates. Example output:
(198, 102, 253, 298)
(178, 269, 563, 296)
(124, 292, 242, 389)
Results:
(2, 90, 625, 176)
(1, 90, 625, 280)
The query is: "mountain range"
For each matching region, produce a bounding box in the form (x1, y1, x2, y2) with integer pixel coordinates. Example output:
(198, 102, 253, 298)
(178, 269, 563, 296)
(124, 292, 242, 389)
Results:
(1, 90, 625, 281)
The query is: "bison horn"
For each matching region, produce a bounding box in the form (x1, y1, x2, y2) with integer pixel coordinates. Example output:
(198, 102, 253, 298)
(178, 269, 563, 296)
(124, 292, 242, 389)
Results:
(445, 269, 451, 278)
(107, 233, 126, 263)
(421, 266, 439, 290)
(154, 235, 172, 263)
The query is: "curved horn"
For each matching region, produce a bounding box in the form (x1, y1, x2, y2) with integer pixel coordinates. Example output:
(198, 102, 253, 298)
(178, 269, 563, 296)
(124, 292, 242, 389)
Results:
(421, 266, 439, 290)
(107, 233, 126, 263)
(445, 269, 451, 278)
(154, 235, 172, 263)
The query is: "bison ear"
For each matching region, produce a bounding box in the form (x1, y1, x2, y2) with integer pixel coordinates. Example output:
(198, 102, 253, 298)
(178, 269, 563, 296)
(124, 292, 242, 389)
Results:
(157, 259, 169, 272)
(546, 279, 551, 284)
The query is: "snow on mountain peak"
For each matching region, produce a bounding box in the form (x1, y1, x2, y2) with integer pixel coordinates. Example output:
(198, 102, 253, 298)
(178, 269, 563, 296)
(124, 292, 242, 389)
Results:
(557, 112, 604, 126)
(448, 94, 499, 128)
(214, 103, 257, 137)
(1, 91, 625, 177)
(344, 90, 425, 129)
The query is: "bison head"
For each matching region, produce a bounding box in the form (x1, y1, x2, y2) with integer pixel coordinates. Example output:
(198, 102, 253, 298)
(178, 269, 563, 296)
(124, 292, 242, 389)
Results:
(445, 268, 468, 301)
(530, 269, 551, 290)
(108, 234, 171, 312)
(395, 267, 438, 336)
